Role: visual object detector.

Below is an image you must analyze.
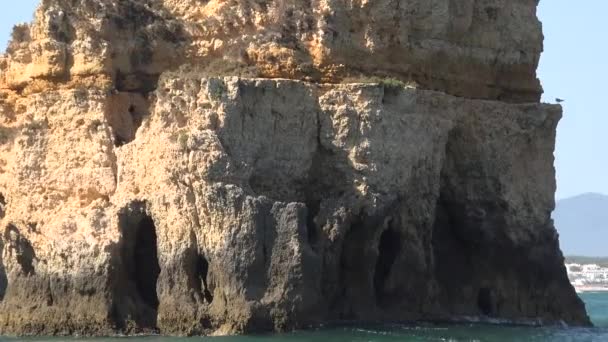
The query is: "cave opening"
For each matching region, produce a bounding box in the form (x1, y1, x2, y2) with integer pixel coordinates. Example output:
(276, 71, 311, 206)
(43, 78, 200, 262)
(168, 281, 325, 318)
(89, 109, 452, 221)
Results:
(107, 92, 150, 147)
(477, 287, 495, 316)
(0, 193, 6, 219)
(0, 265, 5, 301)
(0, 239, 5, 301)
(196, 254, 214, 304)
(5, 224, 36, 276)
(133, 215, 161, 310)
(374, 227, 402, 303)
(114, 134, 128, 147)
(113, 101, 143, 147)
(115, 203, 162, 329)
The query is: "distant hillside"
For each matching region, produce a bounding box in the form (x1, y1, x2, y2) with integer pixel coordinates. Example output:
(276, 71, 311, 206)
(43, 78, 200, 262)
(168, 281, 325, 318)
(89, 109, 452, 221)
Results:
(565, 256, 608, 267)
(553, 193, 608, 257)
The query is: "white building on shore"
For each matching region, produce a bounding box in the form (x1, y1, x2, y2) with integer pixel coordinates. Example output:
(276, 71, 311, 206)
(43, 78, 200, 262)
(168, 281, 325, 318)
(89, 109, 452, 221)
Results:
(566, 263, 608, 292)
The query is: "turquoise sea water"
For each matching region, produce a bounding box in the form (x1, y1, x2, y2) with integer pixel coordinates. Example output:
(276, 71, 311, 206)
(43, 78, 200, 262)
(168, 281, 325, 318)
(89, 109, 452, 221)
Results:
(1, 292, 607, 342)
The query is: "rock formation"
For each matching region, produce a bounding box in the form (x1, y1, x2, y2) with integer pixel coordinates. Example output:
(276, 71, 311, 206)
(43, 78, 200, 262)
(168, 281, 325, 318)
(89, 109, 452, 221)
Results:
(0, 0, 590, 336)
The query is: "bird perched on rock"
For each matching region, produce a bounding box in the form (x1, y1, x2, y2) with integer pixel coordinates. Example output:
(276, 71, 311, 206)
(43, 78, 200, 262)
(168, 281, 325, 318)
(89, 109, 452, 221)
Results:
(555, 98, 565, 103)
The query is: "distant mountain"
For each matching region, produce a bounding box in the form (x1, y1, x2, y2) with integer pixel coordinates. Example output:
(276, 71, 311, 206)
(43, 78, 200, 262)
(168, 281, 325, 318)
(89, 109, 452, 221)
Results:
(553, 193, 608, 257)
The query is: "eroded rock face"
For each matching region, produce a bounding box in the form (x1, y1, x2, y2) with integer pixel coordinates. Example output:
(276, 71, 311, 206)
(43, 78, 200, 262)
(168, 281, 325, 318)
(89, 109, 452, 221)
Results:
(0, 0, 590, 337)
(1, 0, 542, 101)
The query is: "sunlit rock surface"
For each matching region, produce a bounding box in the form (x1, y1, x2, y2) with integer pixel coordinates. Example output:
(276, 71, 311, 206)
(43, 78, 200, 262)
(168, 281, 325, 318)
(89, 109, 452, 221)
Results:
(0, 0, 589, 336)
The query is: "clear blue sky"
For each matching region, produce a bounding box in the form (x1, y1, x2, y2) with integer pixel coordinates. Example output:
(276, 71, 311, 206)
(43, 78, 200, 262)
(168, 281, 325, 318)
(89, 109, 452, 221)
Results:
(538, 0, 608, 199)
(0, 0, 605, 200)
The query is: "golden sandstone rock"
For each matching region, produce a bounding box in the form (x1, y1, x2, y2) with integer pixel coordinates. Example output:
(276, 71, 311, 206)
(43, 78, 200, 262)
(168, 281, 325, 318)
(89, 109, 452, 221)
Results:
(2, 0, 543, 99)
(0, 0, 590, 336)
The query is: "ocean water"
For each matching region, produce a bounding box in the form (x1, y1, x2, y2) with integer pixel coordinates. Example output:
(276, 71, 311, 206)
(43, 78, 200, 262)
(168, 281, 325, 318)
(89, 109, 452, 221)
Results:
(1, 292, 607, 342)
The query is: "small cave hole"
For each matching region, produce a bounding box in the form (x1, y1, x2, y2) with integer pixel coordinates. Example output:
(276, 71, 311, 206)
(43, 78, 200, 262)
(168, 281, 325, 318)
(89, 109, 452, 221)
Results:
(0, 241, 6, 301)
(374, 228, 402, 303)
(0, 193, 5, 219)
(107, 93, 150, 147)
(196, 254, 214, 304)
(133, 215, 161, 310)
(114, 134, 128, 147)
(485, 7, 499, 21)
(5, 224, 36, 276)
(477, 287, 495, 316)
(128, 104, 145, 134)
(0, 265, 5, 301)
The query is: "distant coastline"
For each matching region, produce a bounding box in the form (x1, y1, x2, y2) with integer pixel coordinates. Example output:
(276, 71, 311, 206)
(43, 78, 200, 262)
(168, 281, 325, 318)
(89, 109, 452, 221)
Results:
(566, 256, 608, 267)
(565, 257, 608, 293)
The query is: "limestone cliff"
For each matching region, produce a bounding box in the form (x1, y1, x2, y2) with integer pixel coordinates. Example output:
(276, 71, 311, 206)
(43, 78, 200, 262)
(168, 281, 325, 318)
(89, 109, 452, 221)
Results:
(0, 0, 590, 336)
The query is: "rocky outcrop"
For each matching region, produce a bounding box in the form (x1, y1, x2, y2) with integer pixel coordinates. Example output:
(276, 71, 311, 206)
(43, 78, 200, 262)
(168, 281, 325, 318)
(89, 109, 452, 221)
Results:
(1, 0, 543, 101)
(0, 0, 590, 337)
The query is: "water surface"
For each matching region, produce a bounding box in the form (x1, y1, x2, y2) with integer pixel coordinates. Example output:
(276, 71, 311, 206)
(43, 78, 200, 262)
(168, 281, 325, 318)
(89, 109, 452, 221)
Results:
(2, 292, 606, 342)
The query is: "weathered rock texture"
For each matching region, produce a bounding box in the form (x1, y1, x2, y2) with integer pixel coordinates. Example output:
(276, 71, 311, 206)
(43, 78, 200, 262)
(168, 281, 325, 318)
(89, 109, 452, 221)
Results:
(0, 0, 590, 336)
(1, 0, 543, 101)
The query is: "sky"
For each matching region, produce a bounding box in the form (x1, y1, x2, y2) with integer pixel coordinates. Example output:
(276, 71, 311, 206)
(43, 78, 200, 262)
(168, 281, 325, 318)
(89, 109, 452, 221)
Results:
(0, 0, 606, 200)
(538, 0, 608, 199)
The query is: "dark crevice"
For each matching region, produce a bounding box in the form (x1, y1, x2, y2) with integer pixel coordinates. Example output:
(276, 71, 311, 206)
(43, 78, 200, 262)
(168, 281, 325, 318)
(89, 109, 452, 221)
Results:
(129, 103, 147, 137)
(114, 134, 128, 147)
(5, 224, 36, 276)
(115, 71, 160, 94)
(333, 212, 397, 317)
(373, 227, 401, 304)
(186, 233, 214, 305)
(333, 214, 368, 319)
(46, 279, 54, 306)
(0, 193, 5, 219)
(110, 304, 126, 331)
(432, 189, 517, 319)
(477, 287, 495, 316)
(485, 7, 499, 21)
(107, 91, 151, 147)
(433, 194, 473, 255)
(133, 216, 160, 310)
(0, 238, 6, 301)
(117, 203, 160, 330)
(15, 238, 34, 276)
(197, 254, 214, 304)
(432, 196, 477, 311)
(0, 272, 5, 302)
